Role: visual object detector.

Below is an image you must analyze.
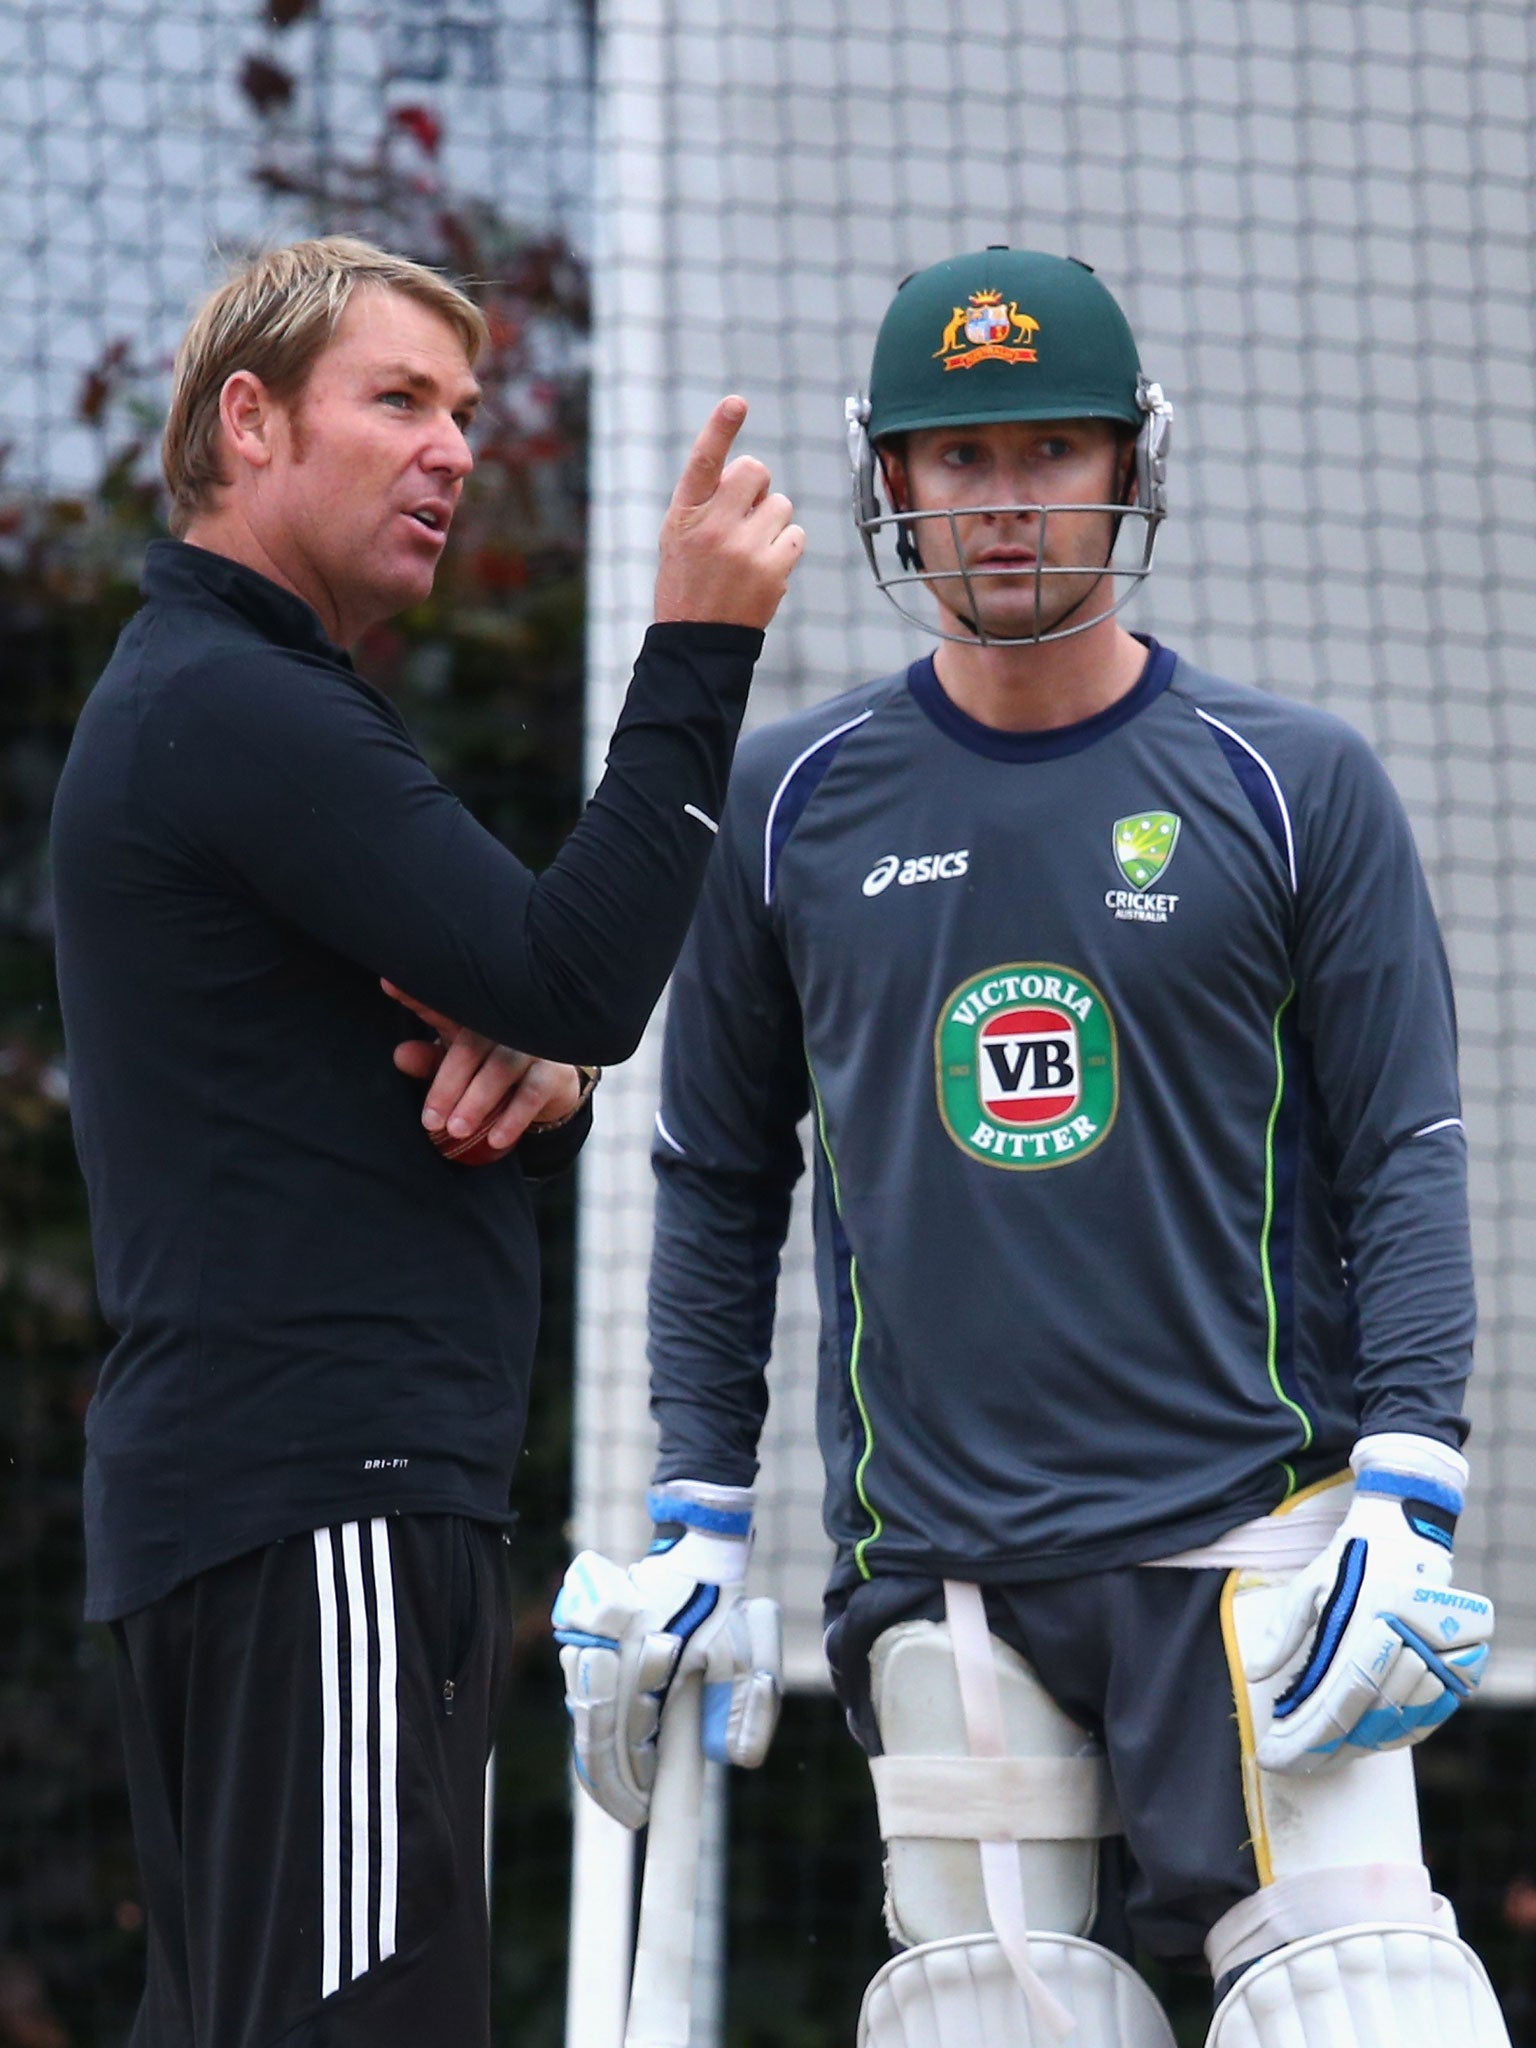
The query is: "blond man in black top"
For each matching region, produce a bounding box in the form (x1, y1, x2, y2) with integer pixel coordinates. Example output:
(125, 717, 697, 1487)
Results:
(53, 234, 802, 2048)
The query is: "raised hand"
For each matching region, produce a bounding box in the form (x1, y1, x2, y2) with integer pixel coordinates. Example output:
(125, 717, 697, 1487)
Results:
(653, 396, 806, 630)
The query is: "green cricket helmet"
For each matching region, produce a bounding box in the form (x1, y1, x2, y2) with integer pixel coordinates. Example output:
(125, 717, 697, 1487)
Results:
(845, 248, 1173, 645)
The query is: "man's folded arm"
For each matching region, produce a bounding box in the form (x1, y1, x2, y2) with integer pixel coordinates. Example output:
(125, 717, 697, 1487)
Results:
(147, 621, 763, 1065)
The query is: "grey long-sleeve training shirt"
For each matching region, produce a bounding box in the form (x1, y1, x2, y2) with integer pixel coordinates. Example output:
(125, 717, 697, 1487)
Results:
(648, 640, 1474, 1595)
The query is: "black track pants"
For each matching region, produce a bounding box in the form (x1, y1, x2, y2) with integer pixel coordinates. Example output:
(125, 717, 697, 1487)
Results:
(112, 1515, 513, 2048)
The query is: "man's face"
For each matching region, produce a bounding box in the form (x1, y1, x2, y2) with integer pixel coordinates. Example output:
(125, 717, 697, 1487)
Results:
(253, 287, 480, 642)
(884, 417, 1132, 643)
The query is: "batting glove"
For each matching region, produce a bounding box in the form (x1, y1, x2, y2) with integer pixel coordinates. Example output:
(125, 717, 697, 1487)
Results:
(552, 1480, 783, 1829)
(1245, 1432, 1493, 1775)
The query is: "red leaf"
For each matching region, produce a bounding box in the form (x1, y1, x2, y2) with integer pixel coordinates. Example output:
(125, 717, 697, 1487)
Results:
(392, 104, 442, 157)
(240, 53, 295, 114)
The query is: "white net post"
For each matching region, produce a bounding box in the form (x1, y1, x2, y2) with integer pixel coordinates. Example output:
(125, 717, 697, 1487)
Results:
(568, 7, 729, 2044)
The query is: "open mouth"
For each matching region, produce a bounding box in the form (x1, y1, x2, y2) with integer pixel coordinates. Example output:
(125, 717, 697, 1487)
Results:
(405, 507, 449, 535)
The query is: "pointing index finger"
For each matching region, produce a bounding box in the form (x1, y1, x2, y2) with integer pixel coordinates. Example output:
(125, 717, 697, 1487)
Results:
(669, 396, 749, 511)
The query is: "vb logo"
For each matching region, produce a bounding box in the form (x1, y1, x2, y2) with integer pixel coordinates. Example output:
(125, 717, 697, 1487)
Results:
(977, 1008, 1079, 1124)
(935, 963, 1118, 1169)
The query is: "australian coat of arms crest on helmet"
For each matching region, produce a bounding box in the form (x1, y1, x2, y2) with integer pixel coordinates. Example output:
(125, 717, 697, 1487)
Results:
(934, 290, 1041, 371)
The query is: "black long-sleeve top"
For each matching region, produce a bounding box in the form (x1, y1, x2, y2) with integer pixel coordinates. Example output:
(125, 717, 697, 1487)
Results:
(51, 540, 762, 1619)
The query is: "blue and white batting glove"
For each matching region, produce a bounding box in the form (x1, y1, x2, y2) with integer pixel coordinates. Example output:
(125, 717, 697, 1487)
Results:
(552, 1480, 783, 1829)
(1245, 1432, 1493, 1775)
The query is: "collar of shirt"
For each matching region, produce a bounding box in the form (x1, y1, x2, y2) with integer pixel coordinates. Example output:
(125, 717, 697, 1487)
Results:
(907, 634, 1177, 763)
(141, 539, 354, 670)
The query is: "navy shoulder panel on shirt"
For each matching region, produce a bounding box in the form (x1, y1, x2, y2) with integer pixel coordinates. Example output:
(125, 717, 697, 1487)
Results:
(726, 671, 909, 908)
(1166, 659, 1402, 900)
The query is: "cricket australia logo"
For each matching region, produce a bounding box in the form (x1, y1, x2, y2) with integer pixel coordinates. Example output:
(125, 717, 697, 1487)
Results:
(935, 963, 1118, 1169)
(1107, 811, 1181, 924)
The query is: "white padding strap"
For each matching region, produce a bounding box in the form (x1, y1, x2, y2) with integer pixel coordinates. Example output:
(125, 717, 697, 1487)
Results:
(1205, 1861, 1445, 1981)
(943, 1581, 1074, 2044)
(870, 1754, 1121, 1843)
(1141, 1481, 1352, 1571)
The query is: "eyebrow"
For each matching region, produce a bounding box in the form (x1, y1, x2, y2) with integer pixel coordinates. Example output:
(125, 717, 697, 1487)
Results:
(372, 362, 483, 407)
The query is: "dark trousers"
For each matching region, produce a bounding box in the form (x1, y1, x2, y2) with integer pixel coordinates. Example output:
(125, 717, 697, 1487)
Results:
(112, 1515, 512, 2048)
(826, 1564, 1256, 1967)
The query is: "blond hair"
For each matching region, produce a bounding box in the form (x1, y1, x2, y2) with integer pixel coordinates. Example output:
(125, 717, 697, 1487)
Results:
(162, 236, 488, 535)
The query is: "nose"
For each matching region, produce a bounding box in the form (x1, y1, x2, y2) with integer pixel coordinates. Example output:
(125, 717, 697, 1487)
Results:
(998, 464, 1046, 508)
(979, 493, 1041, 526)
(425, 413, 475, 483)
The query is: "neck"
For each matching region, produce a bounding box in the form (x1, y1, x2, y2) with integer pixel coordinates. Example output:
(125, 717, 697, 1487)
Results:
(181, 508, 350, 647)
(931, 612, 1148, 733)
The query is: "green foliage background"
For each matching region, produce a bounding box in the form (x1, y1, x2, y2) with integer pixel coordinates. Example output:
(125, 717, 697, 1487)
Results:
(0, 43, 600, 2038)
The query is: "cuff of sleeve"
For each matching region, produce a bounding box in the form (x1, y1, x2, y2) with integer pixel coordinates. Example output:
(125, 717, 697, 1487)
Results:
(614, 623, 765, 738)
(648, 1479, 756, 1533)
(516, 1096, 594, 1181)
(642, 622, 766, 655)
(1351, 1430, 1469, 1498)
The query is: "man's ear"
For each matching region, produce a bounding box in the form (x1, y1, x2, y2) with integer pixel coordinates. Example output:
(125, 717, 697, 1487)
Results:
(218, 370, 278, 475)
(877, 445, 910, 514)
(1117, 431, 1139, 507)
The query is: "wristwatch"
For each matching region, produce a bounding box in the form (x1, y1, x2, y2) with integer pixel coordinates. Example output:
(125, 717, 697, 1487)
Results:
(535, 1063, 602, 1131)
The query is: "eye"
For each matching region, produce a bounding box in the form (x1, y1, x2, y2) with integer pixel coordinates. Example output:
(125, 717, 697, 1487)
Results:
(940, 442, 985, 468)
(380, 389, 415, 410)
(1037, 436, 1076, 461)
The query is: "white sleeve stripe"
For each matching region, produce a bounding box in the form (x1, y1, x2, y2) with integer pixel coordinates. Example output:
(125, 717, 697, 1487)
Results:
(1194, 707, 1299, 893)
(654, 1109, 687, 1156)
(762, 710, 874, 906)
(683, 802, 719, 834)
(1412, 1116, 1465, 1138)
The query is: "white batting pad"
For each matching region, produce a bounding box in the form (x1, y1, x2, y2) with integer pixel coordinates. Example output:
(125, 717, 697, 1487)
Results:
(1226, 1571, 1427, 1876)
(858, 1932, 1176, 2048)
(1206, 1923, 1511, 2048)
(870, 1616, 1115, 1946)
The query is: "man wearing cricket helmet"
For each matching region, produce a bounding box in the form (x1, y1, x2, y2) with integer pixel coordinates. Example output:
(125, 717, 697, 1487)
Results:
(557, 248, 1508, 2045)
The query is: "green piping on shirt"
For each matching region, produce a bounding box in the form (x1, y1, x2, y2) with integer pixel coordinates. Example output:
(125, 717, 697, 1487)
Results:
(808, 1062, 883, 1578)
(1262, 987, 1314, 1453)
